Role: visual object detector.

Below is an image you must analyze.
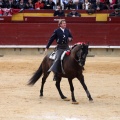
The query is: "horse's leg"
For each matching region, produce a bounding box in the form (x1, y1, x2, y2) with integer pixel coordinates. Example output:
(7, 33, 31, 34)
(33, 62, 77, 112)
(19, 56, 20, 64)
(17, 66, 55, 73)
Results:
(68, 79, 79, 104)
(40, 72, 50, 96)
(78, 75, 93, 101)
(55, 77, 70, 101)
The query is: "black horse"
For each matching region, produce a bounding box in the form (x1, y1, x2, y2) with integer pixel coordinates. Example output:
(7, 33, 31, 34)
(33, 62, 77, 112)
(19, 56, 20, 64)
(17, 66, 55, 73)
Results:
(28, 43, 93, 104)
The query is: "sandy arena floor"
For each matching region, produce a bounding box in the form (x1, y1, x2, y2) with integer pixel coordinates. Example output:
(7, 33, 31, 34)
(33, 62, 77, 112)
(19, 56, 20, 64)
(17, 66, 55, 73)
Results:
(0, 55, 120, 120)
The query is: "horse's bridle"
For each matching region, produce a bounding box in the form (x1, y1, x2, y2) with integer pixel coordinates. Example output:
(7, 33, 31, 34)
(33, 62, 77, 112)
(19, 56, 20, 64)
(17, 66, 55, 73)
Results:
(75, 44, 88, 67)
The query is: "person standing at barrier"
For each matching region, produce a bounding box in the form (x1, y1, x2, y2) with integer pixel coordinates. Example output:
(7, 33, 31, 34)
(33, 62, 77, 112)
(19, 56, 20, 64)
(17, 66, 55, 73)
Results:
(44, 19, 73, 81)
(67, 8, 81, 17)
(54, 5, 65, 17)
(109, 8, 120, 16)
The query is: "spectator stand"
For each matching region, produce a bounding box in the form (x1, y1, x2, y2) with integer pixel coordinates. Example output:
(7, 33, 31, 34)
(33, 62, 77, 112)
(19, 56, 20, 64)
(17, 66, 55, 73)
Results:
(0, 9, 115, 22)
(0, 9, 110, 21)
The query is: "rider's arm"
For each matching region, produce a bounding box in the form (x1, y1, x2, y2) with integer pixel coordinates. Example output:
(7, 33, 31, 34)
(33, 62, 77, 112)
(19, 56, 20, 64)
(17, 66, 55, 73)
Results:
(46, 30, 57, 49)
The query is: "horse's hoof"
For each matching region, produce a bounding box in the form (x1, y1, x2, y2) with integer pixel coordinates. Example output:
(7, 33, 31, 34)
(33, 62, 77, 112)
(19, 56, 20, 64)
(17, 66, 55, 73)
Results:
(89, 99, 94, 103)
(63, 98, 70, 101)
(72, 101, 79, 104)
(40, 94, 43, 97)
(89, 98, 93, 101)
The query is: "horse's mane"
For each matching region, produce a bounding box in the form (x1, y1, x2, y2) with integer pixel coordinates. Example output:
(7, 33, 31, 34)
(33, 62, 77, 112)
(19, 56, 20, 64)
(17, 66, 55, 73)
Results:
(70, 42, 84, 55)
(71, 42, 86, 50)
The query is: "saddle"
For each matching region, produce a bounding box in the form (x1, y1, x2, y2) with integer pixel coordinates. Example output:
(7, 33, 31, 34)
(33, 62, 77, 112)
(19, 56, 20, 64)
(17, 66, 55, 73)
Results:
(49, 50, 71, 74)
(49, 50, 70, 60)
(49, 52, 56, 60)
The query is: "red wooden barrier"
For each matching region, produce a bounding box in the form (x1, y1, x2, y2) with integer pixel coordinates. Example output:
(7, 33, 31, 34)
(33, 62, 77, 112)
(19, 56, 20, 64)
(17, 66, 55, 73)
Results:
(23, 17, 96, 23)
(0, 16, 11, 23)
(0, 23, 120, 46)
(107, 17, 120, 23)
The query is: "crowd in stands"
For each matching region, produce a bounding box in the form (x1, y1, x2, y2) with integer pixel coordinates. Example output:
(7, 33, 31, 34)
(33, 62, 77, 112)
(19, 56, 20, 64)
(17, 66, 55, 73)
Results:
(0, 0, 120, 10)
(0, 0, 120, 16)
(53, 5, 81, 17)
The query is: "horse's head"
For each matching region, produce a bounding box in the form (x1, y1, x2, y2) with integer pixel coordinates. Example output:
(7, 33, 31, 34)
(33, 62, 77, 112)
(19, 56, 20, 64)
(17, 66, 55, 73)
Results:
(71, 42, 89, 66)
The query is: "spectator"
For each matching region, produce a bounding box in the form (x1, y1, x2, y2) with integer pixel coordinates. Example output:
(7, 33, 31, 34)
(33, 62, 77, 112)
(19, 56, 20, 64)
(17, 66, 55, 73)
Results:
(25, 0, 34, 9)
(109, 0, 117, 9)
(0, 7, 2, 16)
(56, 1, 60, 8)
(18, 0, 26, 9)
(118, 1, 120, 9)
(54, 5, 65, 16)
(4, 0, 15, 8)
(10, 0, 19, 9)
(62, 0, 69, 9)
(1, 8, 12, 16)
(67, 0, 74, 9)
(89, 0, 96, 5)
(67, 8, 81, 17)
(28, 0, 34, 9)
(0, 0, 4, 8)
(83, 0, 91, 10)
(112, 0, 120, 9)
(35, 0, 44, 10)
(79, 0, 84, 9)
(109, 8, 120, 16)
(92, 0, 105, 11)
(99, 0, 110, 9)
(73, 0, 83, 9)
(44, 0, 55, 9)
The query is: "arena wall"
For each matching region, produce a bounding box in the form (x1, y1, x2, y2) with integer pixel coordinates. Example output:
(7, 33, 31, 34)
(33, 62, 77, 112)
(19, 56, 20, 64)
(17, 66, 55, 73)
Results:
(0, 22, 120, 46)
(0, 10, 120, 56)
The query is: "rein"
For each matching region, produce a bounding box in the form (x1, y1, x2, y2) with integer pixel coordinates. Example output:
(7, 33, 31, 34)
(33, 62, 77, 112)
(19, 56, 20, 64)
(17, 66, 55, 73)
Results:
(71, 42, 88, 67)
(74, 52, 83, 66)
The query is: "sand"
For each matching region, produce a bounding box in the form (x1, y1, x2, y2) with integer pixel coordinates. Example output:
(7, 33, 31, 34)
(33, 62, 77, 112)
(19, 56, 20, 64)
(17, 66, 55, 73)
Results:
(0, 55, 120, 120)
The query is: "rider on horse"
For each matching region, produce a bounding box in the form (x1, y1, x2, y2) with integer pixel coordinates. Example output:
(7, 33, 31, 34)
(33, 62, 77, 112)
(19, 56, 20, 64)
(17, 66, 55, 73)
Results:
(44, 19, 73, 81)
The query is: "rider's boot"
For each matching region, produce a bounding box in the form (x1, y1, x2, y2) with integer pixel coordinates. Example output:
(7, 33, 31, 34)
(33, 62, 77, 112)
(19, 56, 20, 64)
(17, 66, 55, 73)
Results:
(53, 72, 58, 81)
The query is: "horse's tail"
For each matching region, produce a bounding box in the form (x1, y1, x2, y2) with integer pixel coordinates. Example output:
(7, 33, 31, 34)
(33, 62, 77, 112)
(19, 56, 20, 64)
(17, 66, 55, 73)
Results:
(28, 63, 43, 85)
